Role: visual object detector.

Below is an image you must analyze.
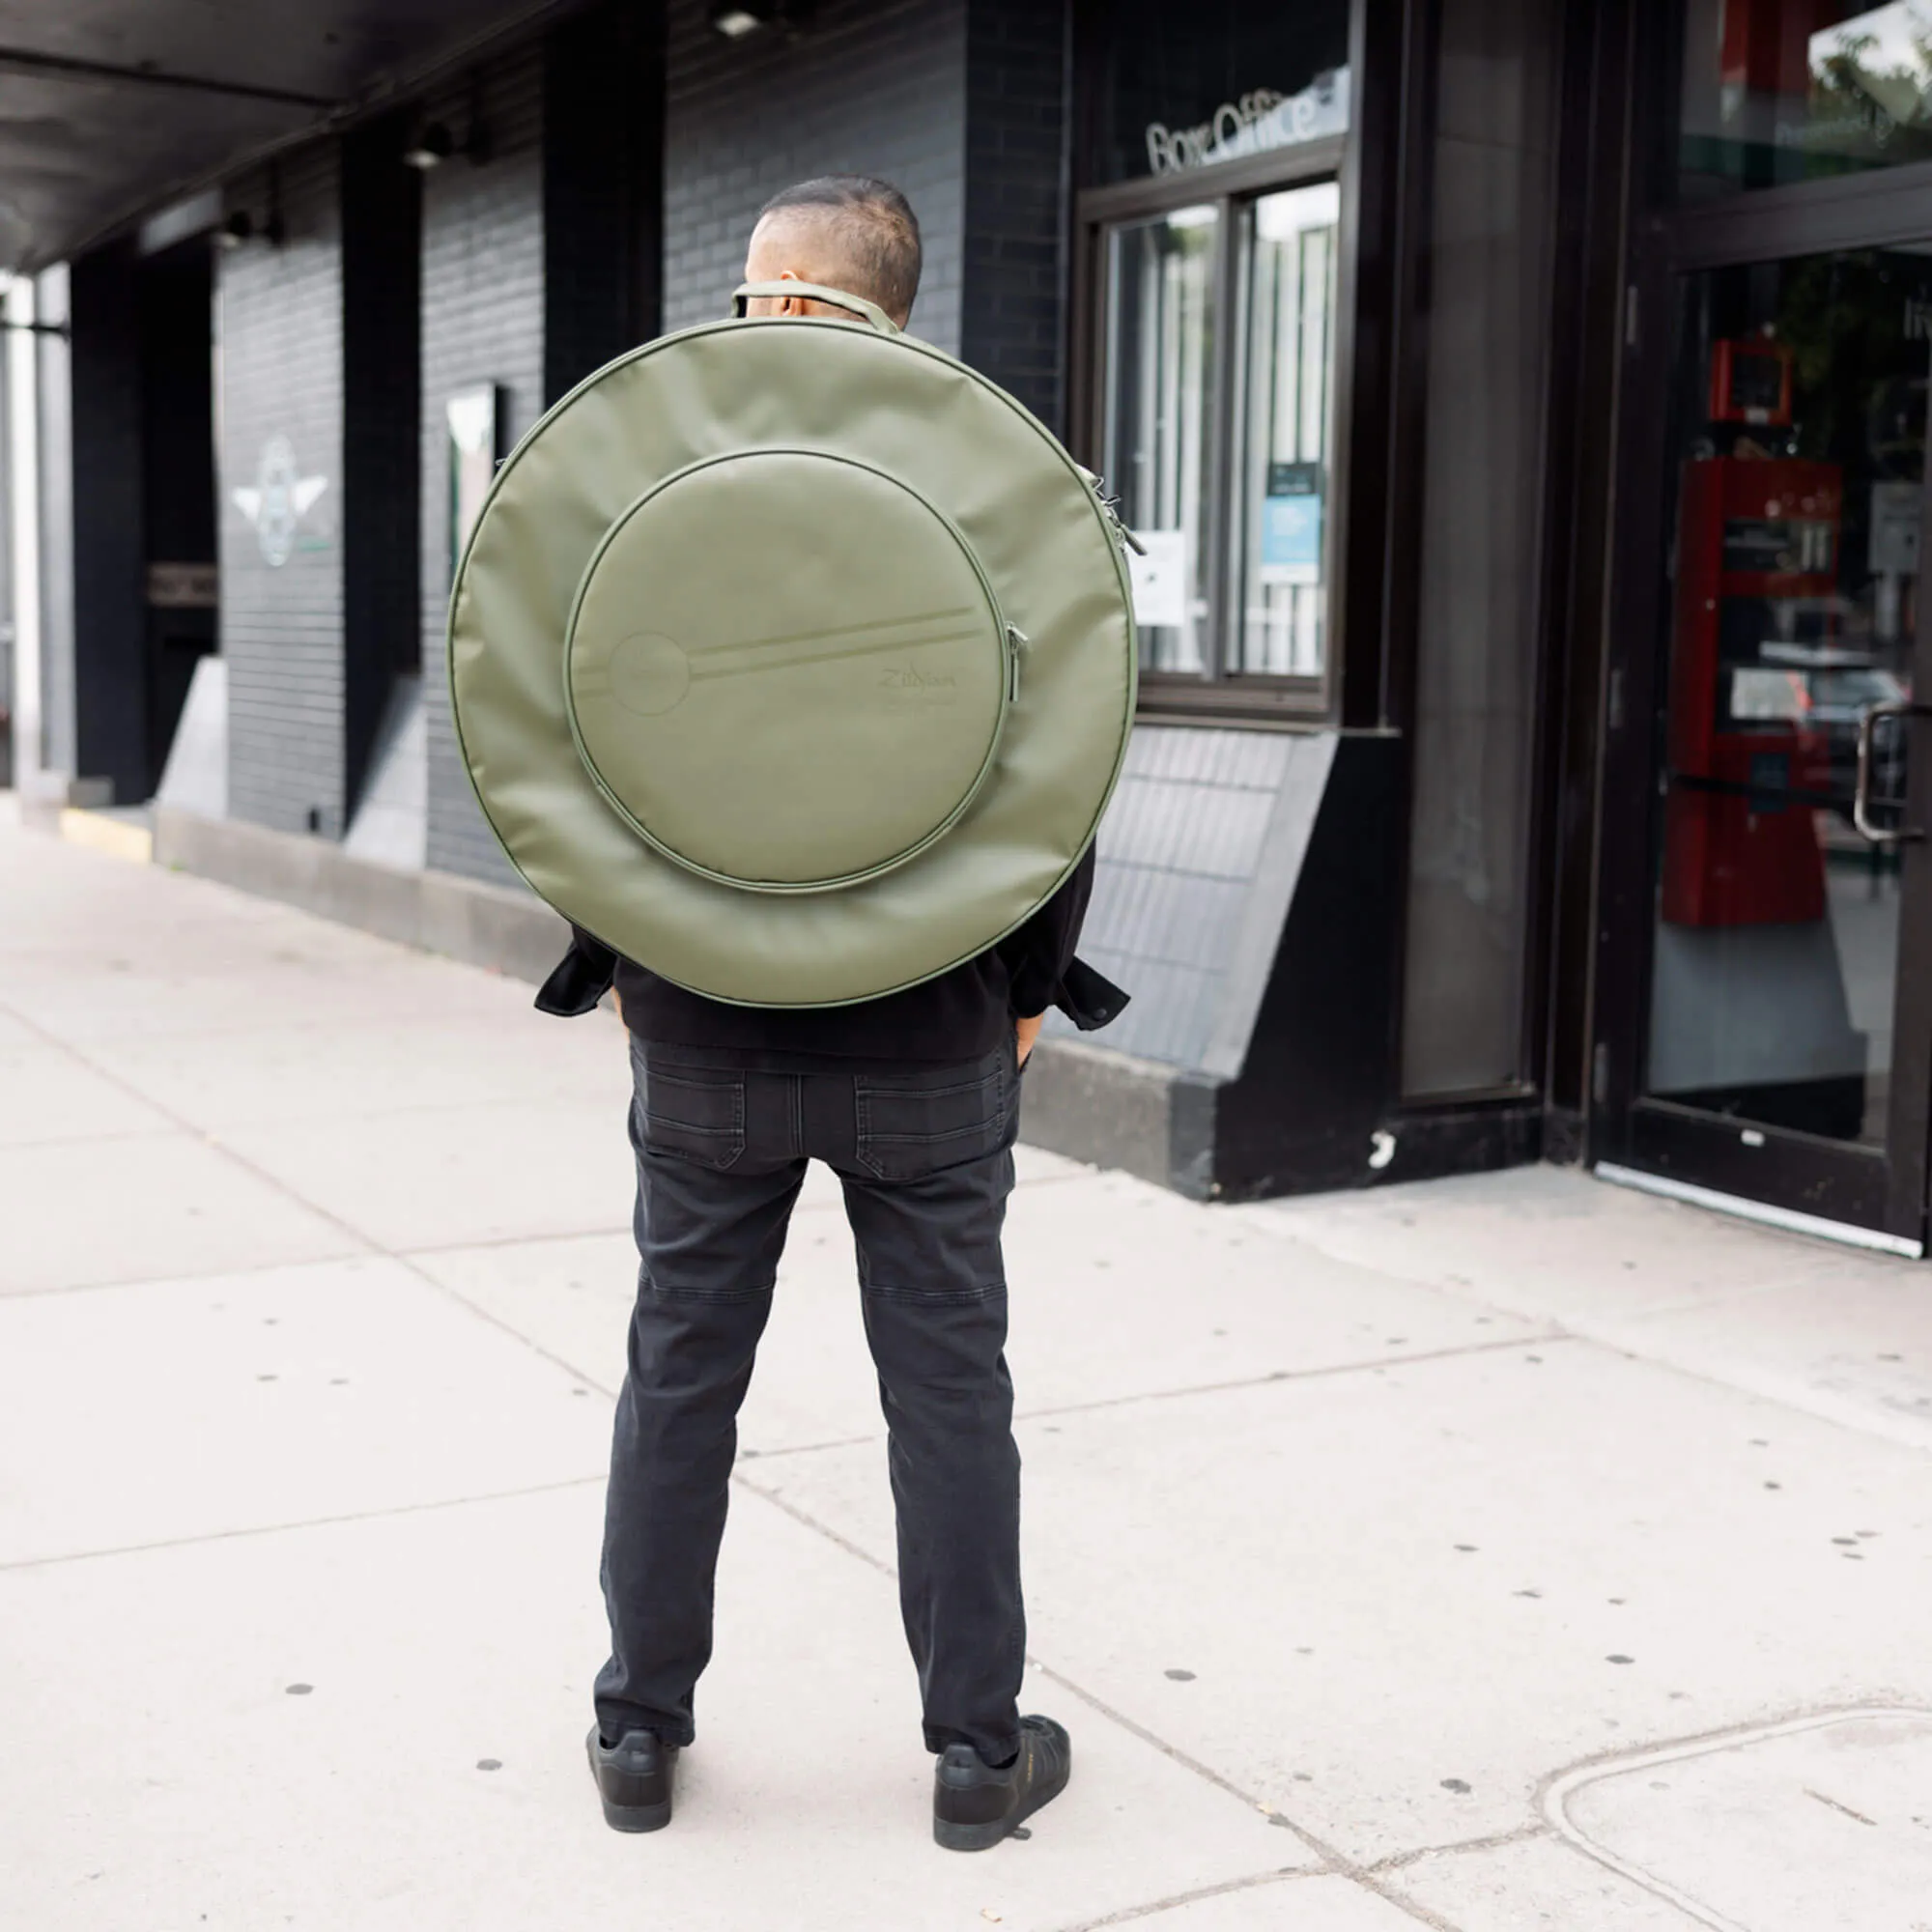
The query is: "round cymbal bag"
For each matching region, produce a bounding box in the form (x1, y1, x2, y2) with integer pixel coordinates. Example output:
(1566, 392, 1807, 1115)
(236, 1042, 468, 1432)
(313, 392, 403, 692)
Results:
(448, 280, 1138, 1008)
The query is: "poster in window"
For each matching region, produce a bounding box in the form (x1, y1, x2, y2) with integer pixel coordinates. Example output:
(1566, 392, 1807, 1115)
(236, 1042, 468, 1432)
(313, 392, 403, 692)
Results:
(1262, 461, 1322, 583)
(1128, 528, 1188, 628)
(1869, 480, 1921, 577)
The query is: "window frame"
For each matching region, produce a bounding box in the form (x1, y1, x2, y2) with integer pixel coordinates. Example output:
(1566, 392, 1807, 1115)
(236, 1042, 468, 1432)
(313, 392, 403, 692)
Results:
(1073, 135, 1349, 723)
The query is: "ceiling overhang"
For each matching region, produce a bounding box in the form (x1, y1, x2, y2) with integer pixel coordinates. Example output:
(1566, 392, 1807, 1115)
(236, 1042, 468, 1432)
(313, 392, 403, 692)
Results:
(0, 1, 581, 272)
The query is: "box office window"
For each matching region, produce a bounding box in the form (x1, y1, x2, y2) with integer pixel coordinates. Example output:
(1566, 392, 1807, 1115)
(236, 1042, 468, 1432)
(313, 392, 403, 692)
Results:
(1097, 182, 1341, 691)
(1077, 0, 1350, 714)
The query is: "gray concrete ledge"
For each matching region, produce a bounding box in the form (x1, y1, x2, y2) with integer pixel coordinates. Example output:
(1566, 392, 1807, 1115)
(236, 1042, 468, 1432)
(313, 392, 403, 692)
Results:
(1019, 1033, 1219, 1198)
(153, 806, 571, 987)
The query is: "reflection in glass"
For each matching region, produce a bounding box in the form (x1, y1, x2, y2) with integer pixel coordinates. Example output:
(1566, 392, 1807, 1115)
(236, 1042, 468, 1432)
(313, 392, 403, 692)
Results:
(1081, 0, 1350, 186)
(1234, 183, 1339, 675)
(1103, 207, 1219, 672)
(1647, 249, 1924, 1146)
(1401, 0, 1560, 1097)
(1681, 0, 1932, 197)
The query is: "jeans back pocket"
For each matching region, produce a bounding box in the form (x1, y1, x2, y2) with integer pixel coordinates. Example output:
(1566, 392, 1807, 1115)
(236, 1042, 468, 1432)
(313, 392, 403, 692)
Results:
(639, 1063, 747, 1171)
(854, 1061, 1009, 1181)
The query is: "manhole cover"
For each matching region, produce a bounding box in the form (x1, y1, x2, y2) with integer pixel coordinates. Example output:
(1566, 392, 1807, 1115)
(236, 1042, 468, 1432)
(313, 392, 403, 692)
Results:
(1547, 1709, 1932, 1931)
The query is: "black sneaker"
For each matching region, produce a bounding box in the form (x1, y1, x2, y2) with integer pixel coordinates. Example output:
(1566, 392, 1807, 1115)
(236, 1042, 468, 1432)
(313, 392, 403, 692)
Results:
(932, 1715, 1071, 1852)
(586, 1725, 677, 1833)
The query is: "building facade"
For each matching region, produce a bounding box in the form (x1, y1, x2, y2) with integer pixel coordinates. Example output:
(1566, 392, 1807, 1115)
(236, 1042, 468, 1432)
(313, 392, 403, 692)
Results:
(7, 0, 1931, 1256)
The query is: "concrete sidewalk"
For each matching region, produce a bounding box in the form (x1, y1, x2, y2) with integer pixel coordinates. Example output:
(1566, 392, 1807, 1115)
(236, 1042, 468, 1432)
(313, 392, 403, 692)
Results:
(4, 801, 1930, 1932)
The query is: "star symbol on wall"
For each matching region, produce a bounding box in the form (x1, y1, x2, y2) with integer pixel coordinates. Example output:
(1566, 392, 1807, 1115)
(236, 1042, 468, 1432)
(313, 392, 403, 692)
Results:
(232, 434, 328, 567)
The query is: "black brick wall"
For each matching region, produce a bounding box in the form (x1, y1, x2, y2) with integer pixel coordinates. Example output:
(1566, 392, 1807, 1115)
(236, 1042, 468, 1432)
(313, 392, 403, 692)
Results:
(962, 0, 1068, 432)
(662, 0, 966, 351)
(663, 1, 1071, 420)
(418, 48, 546, 886)
(220, 147, 347, 837)
(208, 0, 1074, 882)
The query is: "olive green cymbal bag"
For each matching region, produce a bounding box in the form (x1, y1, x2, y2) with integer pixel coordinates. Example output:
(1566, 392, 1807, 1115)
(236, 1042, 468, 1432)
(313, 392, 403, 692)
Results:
(447, 281, 1138, 1008)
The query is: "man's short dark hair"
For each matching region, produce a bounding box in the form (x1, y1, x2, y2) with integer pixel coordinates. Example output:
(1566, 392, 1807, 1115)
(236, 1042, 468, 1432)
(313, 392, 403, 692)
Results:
(757, 175, 923, 324)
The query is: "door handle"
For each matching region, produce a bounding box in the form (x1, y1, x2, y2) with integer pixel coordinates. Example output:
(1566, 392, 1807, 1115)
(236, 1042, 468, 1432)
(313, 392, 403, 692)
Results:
(1853, 698, 1926, 844)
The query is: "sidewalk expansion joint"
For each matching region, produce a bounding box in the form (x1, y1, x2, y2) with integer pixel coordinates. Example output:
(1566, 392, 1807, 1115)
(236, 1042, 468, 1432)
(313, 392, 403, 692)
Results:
(1044, 1865, 1325, 1932)
(1365, 1820, 1550, 1874)
(0, 1246, 355, 1300)
(729, 1470, 1468, 1932)
(1533, 1704, 1932, 1932)
(730, 1467, 896, 1581)
(1557, 1332, 1932, 1462)
(0, 1123, 191, 1158)
(404, 1269, 624, 1400)
(729, 1334, 1575, 1467)
(739, 1430, 882, 1461)
(1012, 1331, 1575, 1422)
(1, 1000, 632, 1398)
(0, 1473, 604, 1574)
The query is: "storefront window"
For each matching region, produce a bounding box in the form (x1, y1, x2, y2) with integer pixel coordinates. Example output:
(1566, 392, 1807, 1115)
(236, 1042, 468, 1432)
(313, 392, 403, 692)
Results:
(1680, 0, 1932, 199)
(1234, 184, 1339, 675)
(1102, 209, 1219, 673)
(1095, 184, 1340, 689)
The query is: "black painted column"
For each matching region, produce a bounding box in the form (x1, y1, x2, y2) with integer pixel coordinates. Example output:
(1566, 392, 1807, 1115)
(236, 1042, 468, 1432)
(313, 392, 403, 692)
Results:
(69, 241, 148, 803)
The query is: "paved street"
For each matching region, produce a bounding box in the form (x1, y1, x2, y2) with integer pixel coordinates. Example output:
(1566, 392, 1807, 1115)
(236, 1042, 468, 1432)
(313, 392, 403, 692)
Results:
(4, 797, 1931, 1932)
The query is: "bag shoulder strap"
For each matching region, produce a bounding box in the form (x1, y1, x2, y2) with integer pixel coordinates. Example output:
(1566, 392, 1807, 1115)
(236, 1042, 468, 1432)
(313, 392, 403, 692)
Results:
(731, 280, 901, 335)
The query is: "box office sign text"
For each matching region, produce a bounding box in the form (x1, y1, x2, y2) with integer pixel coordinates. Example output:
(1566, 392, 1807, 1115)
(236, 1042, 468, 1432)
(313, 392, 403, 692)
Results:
(1144, 68, 1350, 178)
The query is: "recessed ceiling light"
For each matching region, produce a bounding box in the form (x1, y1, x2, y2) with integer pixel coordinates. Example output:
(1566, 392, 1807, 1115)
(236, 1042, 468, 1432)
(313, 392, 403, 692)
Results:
(403, 123, 456, 171)
(708, 0, 813, 38)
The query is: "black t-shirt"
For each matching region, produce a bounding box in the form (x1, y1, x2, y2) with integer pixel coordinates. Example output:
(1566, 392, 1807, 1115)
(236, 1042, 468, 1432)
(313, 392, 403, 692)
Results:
(535, 846, 1125, 1065)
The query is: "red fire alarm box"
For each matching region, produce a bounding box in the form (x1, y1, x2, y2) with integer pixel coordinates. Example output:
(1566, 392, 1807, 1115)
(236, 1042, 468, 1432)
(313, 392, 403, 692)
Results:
(1662, 452, 1840, 927)
(1709, 337, 1793, 427)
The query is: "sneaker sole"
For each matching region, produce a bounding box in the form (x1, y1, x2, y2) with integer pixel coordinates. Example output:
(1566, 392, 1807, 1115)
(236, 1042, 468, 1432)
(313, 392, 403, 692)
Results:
(933, 1756, 1070, 1853)
(599, 1791, 672, 1833)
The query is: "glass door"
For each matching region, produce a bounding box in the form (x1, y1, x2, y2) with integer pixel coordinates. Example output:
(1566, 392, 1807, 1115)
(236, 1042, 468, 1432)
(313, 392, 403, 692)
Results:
(1614, 235, 1932, 1247)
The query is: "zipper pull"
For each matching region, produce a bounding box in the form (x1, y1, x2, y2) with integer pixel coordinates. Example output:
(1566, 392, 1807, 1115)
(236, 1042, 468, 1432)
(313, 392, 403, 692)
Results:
(1007, 625, 1029, 703)
(1078, 467, 1147, 554)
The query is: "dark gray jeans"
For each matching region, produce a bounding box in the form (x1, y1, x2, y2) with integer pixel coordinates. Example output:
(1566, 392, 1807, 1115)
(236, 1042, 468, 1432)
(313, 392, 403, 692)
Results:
(594, 1034, 1025, 1766)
